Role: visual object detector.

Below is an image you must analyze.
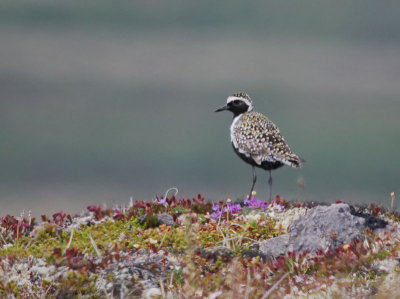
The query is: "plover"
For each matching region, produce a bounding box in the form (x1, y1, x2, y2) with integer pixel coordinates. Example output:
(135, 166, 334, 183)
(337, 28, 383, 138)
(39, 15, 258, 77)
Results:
(215, 92, 303, 201)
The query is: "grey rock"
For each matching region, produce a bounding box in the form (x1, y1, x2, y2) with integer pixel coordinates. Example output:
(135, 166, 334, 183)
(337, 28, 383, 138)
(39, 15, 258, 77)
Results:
(258, 234, 289, 258)
(157, 213, 175, 226)
(259, 203, 366, 258)
(138, 213, 176, 227)
(288, 203, 365, 253)
(348, 205, 388, 230)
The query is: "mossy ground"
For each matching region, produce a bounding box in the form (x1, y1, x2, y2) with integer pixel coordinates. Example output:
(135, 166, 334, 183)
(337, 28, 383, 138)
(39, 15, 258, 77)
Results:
(1, 194, 400, 298)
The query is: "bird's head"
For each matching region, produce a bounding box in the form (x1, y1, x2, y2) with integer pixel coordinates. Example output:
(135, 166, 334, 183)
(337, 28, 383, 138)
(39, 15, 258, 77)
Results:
(215, 92, 254, 116)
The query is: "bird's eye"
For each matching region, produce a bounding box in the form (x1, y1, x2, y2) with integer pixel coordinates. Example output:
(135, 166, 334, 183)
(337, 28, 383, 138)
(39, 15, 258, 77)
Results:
(233, 100, 241, 105)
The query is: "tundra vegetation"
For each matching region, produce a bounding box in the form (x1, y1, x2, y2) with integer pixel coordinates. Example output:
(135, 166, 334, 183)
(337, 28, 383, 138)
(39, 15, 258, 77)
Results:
(0, 193, 400, 298)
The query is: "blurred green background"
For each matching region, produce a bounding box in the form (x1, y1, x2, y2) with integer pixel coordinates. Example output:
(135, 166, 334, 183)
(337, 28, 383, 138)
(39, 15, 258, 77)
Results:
(1, 1, 400, 216)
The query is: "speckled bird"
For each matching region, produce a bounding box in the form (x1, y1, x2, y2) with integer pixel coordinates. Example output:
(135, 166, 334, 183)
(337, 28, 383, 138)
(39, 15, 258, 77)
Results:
(215, 92, 303, 202)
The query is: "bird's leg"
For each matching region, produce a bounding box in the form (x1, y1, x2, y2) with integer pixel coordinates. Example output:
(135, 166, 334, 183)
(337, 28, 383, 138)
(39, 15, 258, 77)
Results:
(268, 170, 272, 202)
(248, 166, 257, 200)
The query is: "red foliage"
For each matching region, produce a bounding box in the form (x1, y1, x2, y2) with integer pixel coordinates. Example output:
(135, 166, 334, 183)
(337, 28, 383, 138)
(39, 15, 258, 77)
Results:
(113, 209, 125, 221)
(114, 243, 120, 262)
(368, 203, 382, 216)
(0, 214, 35, 242)
(52, 211, 72, 227)
(87, 205, 113, 220)
(52, 247, 62, 258)
(65, 247, 84, 269)
(274, 195, 288, 207)
(198, 194, 205, 202)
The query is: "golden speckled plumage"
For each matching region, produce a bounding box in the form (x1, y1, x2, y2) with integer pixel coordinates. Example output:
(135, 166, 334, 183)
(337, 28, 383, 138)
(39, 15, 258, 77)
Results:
(232, 92, 252, 102)
(231, 111, 302, 168)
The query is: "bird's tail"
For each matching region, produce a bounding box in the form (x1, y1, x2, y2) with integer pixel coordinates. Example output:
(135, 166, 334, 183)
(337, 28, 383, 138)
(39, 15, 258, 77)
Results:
(289, 156, 305, 168)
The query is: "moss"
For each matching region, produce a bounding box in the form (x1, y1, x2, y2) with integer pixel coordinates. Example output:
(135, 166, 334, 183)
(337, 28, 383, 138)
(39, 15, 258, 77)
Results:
(375, 250, 390, 260)
(56, 272, 100, 298)
(0, 280, 19, 297)
(191, 204, 211, 214)
(0, 244, 27, 257)
(249, 220, 258, 229)
(142, 213, 159, 229)
(172, 268, 184, 286)
(170, 206, 188, 214)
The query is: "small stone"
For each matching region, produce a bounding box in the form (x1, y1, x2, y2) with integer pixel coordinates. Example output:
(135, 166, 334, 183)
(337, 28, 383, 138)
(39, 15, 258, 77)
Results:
(157, 213, 175, 226)
(258, 234, 289, 258)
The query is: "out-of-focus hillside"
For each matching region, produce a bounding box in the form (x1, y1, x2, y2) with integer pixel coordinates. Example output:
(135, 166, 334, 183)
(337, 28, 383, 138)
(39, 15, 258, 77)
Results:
(1, 1, 400, 215)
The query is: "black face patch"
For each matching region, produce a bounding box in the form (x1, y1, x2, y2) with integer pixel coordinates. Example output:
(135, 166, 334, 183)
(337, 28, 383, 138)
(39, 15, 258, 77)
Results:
(228, 99, 249, 116)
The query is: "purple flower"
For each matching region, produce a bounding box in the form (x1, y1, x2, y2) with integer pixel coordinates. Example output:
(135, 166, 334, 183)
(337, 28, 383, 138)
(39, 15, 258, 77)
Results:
(158, 197, 167, 207)
(211, 204, 221, 220)
(243, 197, 268, 210)
(225, 203, 241, 213)
(211, 203, 242, 220)
(211, 210, 222, 220)
(212, 204, 220, 211)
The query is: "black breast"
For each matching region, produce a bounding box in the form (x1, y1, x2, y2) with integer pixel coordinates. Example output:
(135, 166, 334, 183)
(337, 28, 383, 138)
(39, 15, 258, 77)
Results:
(232, 143, 284, 171)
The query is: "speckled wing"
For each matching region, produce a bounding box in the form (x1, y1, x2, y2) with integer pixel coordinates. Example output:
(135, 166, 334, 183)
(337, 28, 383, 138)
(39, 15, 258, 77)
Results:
(232, 112, 302, 168)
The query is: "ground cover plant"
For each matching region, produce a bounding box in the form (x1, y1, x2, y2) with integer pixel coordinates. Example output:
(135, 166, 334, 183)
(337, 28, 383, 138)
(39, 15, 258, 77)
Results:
(1, 193, 400, 298)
